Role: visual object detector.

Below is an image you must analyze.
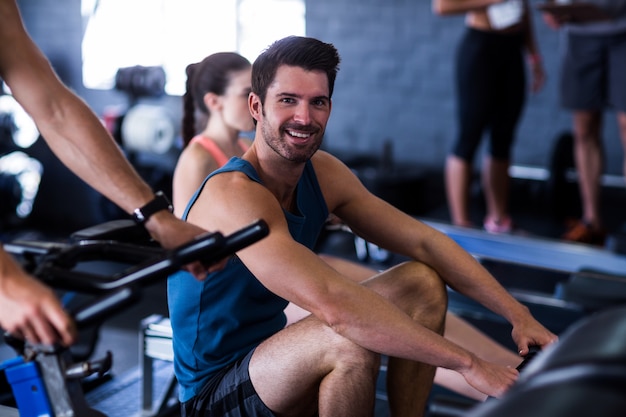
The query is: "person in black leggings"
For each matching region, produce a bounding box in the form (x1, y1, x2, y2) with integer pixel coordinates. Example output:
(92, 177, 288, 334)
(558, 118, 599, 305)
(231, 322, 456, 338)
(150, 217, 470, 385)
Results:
(433, 0, 544, 233)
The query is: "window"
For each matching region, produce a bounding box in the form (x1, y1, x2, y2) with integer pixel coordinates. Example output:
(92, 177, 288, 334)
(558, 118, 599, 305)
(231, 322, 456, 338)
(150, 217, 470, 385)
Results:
(81, 0, 305, 96)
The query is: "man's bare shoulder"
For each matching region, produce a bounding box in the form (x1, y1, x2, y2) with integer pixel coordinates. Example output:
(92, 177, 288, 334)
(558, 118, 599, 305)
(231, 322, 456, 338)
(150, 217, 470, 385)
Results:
(311, 150, 351, 174)
(311, 150, 370, 211)
(311, 150, 360, 184)
(312, 149, 341, 162)
(205, 168, 275, 213)
(188, 168, 276, 233)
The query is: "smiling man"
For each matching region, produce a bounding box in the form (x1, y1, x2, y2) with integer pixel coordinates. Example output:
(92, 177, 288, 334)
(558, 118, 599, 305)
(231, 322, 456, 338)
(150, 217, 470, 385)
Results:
(167, 36, 557, 417)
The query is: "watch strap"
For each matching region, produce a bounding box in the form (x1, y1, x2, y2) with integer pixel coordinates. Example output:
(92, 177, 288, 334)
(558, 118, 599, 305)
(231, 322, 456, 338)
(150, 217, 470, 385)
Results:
(132, 191, 173, 224)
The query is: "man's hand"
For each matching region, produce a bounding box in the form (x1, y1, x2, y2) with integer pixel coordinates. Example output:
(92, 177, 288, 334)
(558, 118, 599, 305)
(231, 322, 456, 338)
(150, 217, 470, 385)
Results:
(511, 316, 559, 356)
(0, 253, 76, 346)
(461, 354, 519, 398)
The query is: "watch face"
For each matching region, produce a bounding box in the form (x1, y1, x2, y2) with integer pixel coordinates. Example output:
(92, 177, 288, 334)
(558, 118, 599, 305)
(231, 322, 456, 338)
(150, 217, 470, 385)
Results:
(133, 192, 173, 224)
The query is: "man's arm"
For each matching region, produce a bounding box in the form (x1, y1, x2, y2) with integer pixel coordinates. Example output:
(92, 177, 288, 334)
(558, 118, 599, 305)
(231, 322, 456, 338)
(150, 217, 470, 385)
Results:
(0, 0, 153, 214)
(0, 0, 212, 346)
(316, 153, 558, 355)
(0, 0, 209, 261)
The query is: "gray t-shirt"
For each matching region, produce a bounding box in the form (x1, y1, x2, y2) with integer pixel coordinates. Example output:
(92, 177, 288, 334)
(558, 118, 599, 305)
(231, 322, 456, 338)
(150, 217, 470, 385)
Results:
(564, 0, 626, 34)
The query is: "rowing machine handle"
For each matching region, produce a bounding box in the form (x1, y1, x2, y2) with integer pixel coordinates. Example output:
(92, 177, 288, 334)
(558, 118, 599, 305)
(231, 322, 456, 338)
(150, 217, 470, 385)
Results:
(172, 218, 270, 267)
(516, 345, 542, 372)
(72, 219, 269, 329)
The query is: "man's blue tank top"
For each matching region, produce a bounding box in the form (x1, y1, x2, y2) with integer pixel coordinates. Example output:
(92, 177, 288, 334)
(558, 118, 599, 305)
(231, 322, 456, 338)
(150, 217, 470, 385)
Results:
(167, 157, 329, 403)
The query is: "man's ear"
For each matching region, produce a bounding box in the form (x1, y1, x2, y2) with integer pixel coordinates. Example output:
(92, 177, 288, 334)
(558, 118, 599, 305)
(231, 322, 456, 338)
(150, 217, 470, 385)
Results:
(249, 93, 262, 122)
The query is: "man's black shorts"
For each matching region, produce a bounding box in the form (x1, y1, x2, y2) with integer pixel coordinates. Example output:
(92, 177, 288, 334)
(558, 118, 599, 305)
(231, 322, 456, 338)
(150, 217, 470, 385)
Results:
(180, 349, 275, 417)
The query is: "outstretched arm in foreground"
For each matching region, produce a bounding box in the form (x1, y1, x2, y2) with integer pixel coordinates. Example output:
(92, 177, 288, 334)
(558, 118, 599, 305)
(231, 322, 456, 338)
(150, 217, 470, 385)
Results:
(0, 247, 76, 345)
(0, 0, 211, 277)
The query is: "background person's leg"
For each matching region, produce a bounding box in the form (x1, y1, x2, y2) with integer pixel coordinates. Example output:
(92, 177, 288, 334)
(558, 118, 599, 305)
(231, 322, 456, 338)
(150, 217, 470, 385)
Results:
(483, 39, 525, 233)
(619, 112, 626, 177)
(447, 29, 492, 228)
(563, 110, 605, 243)
(446, 156, 475, 227)
(481, 156, 512, 233)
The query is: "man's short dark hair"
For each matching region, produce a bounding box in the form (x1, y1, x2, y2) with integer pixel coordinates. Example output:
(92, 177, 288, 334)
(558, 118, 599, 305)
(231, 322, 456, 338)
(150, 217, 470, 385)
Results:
(251, 36, 341, 104)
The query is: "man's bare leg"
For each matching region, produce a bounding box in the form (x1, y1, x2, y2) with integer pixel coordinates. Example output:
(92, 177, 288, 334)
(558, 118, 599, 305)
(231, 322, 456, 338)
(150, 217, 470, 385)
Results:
(317, 254, 520, 404)
(285, 296, 519, 402)
(250, 314, 380, 417)
(252, 261, 447, 417)
(361, 262, 447, 417)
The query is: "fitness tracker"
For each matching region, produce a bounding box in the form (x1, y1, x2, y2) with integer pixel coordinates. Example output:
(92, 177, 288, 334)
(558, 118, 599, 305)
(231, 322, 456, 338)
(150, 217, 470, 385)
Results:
(132, 191, 173, 225)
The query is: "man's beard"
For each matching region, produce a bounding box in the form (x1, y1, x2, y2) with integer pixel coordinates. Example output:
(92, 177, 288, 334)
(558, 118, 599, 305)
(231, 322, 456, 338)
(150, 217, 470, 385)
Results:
(261, 119, 323, 163)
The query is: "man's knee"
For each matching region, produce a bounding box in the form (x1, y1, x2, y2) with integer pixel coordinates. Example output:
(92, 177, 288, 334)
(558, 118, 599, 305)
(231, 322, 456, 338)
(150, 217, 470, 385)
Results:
(382, 261, 448, 319)
(324, 327, 381, 377)
(361, 260, 448, 333)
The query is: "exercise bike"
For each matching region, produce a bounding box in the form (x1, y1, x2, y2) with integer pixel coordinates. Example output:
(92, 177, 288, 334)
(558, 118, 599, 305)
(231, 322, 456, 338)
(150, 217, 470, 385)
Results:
(0, 218, 269, 417)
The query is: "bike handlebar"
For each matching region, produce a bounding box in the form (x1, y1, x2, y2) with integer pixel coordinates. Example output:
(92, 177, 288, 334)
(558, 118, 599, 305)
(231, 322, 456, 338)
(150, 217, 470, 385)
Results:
(4, 219, 269, 332)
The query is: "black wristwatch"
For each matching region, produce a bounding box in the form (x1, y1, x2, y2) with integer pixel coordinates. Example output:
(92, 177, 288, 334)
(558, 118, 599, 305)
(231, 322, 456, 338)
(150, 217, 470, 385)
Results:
(132, 191, 173, 225)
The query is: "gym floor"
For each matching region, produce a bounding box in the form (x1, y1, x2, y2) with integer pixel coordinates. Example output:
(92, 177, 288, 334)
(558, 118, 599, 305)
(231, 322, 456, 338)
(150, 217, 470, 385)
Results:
(1, 172, 626, 417)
